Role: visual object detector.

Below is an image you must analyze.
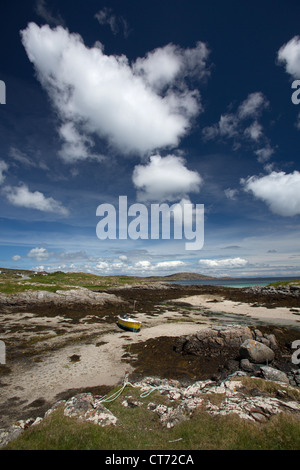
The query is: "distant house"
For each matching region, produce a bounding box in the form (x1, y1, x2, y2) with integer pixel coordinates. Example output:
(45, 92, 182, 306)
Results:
(39, 271, 48, 276)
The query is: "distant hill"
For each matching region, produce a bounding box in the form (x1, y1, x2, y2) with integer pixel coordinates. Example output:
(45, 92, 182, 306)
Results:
(148, 272, 216, 281)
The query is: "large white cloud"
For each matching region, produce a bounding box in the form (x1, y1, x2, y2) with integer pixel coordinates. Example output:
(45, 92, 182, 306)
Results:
(21, 23, 209, 161)
(242, 171, 300, 216)
(277, 36, 300, 78)
(132, 154, 202, 201)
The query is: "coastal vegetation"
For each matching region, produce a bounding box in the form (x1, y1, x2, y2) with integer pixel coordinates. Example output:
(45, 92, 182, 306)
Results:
(1, 268, 299, 295)
(0, 269, 146, 294)
(4, 379, 300, 450)
(268, 279, 300, 287)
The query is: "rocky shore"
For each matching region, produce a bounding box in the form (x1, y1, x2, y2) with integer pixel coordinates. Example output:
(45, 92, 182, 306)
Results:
(244, 284, 300, 298)
(1, 324, 300, 448)
(0, 287, 125, 310)
(173, 325, 300, 387)
(0, 282, 300, 448)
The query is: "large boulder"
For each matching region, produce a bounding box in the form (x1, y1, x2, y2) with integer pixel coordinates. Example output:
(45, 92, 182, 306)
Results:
(239, 339, 275, 364)
(174, 325, 252, 357)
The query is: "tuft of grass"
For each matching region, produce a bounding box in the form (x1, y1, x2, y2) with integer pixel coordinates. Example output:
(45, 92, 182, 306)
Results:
(240, 376, 300, 401)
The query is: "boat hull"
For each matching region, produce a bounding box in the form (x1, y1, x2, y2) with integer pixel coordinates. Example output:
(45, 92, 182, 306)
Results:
(117, 316, 141, 332)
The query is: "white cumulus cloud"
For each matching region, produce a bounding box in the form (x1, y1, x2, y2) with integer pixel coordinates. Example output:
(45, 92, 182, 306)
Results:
(27, 247, 51, 261)
(198, 257, 248, 268)
(277, 36, 300, 78)
(3, 184, 69, 215)
(242, 171, 300, 216)
(132, 154, 202, 202)
(21, 23, 210, 161)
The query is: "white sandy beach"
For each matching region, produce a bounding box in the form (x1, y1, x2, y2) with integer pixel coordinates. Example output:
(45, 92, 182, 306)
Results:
(172, 293, 300, 327)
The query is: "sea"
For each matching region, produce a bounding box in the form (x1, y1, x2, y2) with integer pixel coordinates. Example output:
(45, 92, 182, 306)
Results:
(167, 277, 300, 289)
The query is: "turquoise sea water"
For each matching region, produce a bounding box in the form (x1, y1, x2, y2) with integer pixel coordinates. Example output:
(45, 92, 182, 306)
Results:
(167, 277, 300, 288)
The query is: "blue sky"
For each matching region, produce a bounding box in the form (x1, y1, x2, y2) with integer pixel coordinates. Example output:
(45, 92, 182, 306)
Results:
(1, 0, 300, 277)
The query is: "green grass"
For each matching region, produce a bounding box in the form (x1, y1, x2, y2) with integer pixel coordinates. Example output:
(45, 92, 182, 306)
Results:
(0, 283, 61, 294)
(4, 385, 300, 450)
(0, 271, 148, 294)
(267, 279, 300, 287)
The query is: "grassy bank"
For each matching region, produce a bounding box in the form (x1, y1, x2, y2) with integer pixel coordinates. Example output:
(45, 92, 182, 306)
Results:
(4, 380, 300, 450)
(0, 270, 147, 294)
(268, 279, 300, 287)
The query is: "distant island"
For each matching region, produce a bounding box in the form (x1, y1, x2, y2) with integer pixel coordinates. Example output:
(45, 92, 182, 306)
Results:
(148, 272, 216, 281)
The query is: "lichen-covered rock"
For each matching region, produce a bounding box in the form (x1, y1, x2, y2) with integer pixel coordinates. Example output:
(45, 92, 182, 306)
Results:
(239, 339, 275, 364)
(63, 393, 95, 418)
(63, 393, 119, 426)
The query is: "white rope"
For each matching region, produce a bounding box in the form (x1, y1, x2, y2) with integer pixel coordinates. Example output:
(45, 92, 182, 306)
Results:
(95, 369, 248, 406)
(95, 373, 177, 404)
(95, 372, 130, 405)
(221, 370, 247, 384)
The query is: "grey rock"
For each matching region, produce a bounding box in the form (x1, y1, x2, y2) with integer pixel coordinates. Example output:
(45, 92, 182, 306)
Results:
(260, 337, 271, 347)
(243, 284, 300, 298)
(239, 339, 275, 364)
(63, 393, 119, 426)
(0, 287, 124, 309)
(0, 425, 23, 448)
(294, 375, 300, 386)
(254, 329, 263, 340)
(64, 393, 95, 418)
(260, 366, 290, 384)
(174, 325, 252, 357)
(240, 358, 255, 372)
(265, 334, 278, 350)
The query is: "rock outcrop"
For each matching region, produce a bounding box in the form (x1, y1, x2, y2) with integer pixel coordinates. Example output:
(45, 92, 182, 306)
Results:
(135, 376, 300, 427)
(2, 373, 300, 448)
(0, 287, 124, 309)
(173, 324, 300, 387)
(173, 325, 253, 358)
(243, 284, 300, 298)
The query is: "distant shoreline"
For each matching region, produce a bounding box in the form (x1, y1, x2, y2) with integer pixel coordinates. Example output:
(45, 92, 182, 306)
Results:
(165, 276, 300, 288)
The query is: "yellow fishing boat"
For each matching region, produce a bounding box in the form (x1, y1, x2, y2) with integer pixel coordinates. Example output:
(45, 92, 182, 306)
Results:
(117, 314, 141, 332)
